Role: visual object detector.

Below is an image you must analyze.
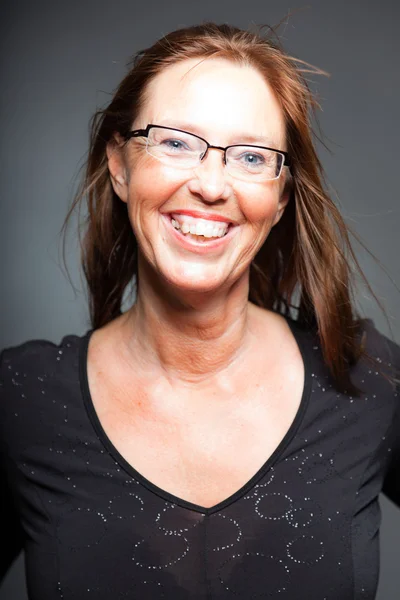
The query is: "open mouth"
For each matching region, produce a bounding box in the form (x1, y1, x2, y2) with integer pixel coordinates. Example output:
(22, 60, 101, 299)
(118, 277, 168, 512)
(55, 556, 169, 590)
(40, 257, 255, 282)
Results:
(168, 213, 232, 243)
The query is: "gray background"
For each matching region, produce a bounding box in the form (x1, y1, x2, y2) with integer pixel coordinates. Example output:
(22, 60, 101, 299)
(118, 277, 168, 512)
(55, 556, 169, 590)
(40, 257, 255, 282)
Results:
(1, 0, 399, 597)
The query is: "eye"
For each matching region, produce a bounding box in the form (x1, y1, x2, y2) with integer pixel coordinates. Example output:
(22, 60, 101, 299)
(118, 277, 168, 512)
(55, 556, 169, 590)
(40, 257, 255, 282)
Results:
(161, 138, 189, 151)
(241, 152, 265, 165)
(232, 151, 266, 170)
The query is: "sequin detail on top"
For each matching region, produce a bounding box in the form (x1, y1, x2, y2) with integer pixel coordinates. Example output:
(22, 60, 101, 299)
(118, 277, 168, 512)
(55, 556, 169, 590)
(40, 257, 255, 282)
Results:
(0, 317, 399, 599)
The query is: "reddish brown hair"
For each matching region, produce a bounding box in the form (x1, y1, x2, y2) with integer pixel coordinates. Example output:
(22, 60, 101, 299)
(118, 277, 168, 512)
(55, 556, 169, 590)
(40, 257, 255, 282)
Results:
(64, 21, 397, 396)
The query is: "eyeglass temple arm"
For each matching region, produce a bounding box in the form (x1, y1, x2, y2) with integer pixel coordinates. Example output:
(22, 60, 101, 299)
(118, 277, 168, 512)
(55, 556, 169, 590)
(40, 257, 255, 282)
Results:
(282, 152, 291, 168)
(123, 129, 148, 141)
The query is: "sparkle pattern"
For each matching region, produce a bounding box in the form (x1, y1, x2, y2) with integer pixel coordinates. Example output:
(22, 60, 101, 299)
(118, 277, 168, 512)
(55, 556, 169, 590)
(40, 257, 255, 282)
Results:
(1, 317, 399, 599)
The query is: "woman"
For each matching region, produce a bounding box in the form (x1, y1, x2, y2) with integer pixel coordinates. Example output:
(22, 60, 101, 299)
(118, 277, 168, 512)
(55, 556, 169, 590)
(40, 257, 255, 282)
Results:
(1, 21, 399, 599)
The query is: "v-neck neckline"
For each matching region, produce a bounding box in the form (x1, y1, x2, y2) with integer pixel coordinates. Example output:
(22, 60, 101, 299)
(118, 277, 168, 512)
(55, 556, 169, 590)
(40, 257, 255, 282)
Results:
(80, 314, 312, 515)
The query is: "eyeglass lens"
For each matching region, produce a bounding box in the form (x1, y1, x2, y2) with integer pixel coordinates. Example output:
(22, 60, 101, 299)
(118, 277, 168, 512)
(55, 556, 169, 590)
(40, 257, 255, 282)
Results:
(146, 127, 283, 181)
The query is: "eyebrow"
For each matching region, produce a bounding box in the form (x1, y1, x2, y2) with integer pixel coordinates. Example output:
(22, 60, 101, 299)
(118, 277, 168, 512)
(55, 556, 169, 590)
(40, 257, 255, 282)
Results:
(160, 120, 279, 147)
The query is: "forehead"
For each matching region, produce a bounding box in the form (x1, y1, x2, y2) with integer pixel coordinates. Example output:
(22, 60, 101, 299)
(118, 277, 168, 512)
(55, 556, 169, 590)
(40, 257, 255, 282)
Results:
(138, 57, 286, 146)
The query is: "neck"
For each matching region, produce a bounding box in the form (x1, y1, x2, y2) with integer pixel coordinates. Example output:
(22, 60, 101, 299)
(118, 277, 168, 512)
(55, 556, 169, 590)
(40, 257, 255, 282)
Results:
(120, 263, 255, 385)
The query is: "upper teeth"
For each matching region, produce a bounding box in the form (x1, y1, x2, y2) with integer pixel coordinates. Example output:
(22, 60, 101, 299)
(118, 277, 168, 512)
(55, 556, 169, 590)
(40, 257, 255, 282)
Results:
(170, 214, 229, 238)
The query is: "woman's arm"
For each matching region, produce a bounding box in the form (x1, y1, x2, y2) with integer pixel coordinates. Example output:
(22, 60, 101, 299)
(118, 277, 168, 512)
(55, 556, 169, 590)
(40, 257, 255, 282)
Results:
(0, 468, 25, 583)
(382, 396, 400, 507)
(0, 350, 25, 583)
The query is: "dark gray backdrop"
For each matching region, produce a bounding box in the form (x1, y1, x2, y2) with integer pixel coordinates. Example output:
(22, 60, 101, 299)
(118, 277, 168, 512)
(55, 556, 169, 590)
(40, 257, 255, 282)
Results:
(1, 0, 399, 598)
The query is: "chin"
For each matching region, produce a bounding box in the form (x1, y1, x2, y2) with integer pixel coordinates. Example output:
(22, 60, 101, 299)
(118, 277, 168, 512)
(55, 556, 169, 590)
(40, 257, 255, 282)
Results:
(159, 263, 229, 295)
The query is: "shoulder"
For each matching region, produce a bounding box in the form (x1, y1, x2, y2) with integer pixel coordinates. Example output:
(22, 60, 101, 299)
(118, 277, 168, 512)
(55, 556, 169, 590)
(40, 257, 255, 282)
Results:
(294, 314, 400, 376)
(358, 318, 400, 378)
(0, 331, 91, 415)
(1, 332, 89, 378)
(280, 313, 400, 395)
(0, 331, 92, 455)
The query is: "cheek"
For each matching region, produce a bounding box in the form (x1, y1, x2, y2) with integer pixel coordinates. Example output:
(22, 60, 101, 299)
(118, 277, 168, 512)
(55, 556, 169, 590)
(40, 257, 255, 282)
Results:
(239, 181, 282, 225)
(127, 161, 189, 228)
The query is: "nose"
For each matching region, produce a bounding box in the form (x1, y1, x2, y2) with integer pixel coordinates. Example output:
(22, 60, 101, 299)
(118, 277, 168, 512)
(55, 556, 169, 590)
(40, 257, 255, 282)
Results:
(186, 147, 232, 203)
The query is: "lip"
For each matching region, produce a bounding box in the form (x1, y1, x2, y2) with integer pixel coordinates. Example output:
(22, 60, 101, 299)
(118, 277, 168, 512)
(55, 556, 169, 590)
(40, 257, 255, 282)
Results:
(164, 209, 235, 225)
(161, 213, 237, 254)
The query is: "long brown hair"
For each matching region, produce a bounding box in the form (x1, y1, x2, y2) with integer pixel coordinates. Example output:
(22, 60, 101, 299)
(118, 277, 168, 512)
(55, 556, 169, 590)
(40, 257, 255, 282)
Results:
(63, 21, 398, 396)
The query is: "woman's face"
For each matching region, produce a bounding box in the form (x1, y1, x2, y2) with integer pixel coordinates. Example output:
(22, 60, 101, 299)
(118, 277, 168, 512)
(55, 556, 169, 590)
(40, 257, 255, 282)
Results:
(108, 57, 290, 295)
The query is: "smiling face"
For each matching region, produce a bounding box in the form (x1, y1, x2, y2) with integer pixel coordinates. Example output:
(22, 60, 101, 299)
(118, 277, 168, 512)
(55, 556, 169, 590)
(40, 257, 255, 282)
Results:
(107, 57, 290, 295)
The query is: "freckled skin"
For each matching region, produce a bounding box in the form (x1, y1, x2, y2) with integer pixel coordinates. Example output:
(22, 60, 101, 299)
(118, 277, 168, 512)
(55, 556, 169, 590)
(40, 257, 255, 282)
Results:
(103, 57, 292, 386)
(107, 57, 290, 297)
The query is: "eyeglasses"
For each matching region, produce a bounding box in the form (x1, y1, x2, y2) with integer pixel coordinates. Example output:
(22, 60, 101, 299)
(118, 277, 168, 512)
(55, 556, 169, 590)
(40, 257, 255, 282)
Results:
(123, 124, 291, 183)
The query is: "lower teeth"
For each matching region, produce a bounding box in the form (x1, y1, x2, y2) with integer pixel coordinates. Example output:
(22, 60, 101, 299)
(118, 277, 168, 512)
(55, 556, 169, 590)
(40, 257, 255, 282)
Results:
(185, 232, 220, 242)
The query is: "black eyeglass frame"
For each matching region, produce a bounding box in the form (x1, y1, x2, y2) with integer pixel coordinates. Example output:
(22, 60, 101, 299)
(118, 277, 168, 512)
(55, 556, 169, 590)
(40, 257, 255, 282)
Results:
(123, 124, 292, 172)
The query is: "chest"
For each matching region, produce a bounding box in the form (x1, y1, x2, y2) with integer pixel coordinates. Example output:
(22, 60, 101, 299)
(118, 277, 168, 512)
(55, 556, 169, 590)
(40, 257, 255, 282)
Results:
(87, 354, 304, 509)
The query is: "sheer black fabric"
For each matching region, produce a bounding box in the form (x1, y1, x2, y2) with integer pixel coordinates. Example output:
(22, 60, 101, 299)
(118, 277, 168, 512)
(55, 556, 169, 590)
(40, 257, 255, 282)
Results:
(1, 316, 399, 599)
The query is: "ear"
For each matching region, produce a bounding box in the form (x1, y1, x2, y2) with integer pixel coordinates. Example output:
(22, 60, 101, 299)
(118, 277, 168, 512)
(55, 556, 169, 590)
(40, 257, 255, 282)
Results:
(106, 133, 129, 203)
(272, 179, 291, 227)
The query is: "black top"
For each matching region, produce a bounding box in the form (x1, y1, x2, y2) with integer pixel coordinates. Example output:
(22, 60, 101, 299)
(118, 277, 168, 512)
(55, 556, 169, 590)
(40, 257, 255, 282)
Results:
(1, 315, 400, 600)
